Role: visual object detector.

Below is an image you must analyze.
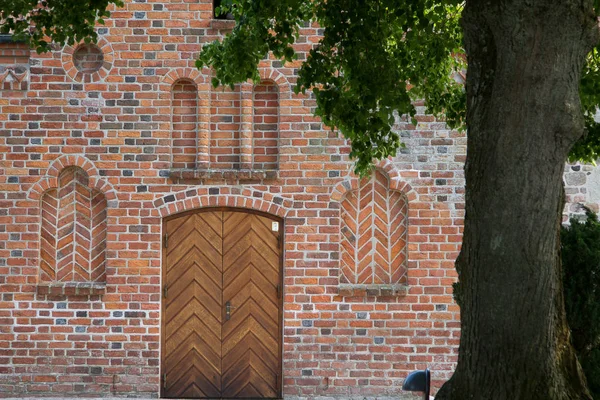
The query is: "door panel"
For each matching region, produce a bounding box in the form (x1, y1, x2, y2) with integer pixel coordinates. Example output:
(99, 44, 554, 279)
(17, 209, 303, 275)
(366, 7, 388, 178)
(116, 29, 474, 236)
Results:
(162, 210, 282, 399)
(221, 212, 280, 398)
(163, 212, 223, 398)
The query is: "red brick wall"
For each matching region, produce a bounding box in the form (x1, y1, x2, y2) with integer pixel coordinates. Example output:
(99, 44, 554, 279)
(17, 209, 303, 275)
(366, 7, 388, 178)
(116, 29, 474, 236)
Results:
(0, 41, 29, 91)
(0, 1, 465, 398)
(210, 84, 241, 170)
(0, 42, 29, 65)
(253, 80, 279, 170)
(171, 79, 198, 169)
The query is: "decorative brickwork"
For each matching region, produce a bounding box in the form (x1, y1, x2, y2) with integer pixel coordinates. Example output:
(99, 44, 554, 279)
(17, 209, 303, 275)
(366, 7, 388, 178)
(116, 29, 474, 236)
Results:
(339, 169, 408, 292)
(40, 167, 107, 285)
(27, 155, 118, 203)
(61, 37, 113, 83)
(166, 66, 288, 179)
(73, 44, 104, 74)
(0, 67, 28, 92)
(0, 39, 29, 91)
(161, 68, 211, 172)
(154, 186, 292, 218)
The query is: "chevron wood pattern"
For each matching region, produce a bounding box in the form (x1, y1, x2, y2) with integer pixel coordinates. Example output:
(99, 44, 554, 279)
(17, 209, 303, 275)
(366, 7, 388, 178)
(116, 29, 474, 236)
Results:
(340, 170, 408, 286)
(162, 210, 281, 399)
(222, 211, 280, 398)
(40, 167, 107, 284)
(164, 211, 223, 398)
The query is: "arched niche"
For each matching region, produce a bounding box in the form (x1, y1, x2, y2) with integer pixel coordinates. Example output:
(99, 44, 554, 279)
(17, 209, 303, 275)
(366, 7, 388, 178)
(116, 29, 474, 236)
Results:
(252, 80, 279, 170)
(171, 79, 198, 169)
(339, 169, 408, 287)
(40, 166, 107, 284)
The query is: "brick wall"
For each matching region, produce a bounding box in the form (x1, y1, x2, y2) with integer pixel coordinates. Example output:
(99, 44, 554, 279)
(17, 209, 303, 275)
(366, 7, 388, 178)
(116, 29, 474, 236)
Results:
(0, 41, 29, 65)
(0, 38, 29, 91)
(172, 79, 199, 169)
(210, 84, 242, 170)
(0, 1, 590, 399)
(253, 80, 279, 170)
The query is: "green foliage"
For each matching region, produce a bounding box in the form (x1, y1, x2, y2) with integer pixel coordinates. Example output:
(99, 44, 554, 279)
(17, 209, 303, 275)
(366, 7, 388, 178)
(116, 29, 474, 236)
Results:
(570, 0, 600, 164)
(198, 0, 600, 174)
(197, 0, 314, 88)
(571, 47, 600, 165)
(198, 0, 466, 175)
(582, 348, 600, 399)
(0, 0, 123, 52)
(5, 0, 598, 175)
(561, 208, 600, 399)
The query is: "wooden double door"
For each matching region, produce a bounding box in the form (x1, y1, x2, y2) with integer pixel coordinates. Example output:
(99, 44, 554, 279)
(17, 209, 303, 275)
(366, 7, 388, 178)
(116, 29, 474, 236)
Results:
(162, 209, 283, 399)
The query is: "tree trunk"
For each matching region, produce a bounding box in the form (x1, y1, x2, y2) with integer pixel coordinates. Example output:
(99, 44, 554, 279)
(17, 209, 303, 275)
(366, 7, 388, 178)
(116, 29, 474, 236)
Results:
(436, 1, 599, 399)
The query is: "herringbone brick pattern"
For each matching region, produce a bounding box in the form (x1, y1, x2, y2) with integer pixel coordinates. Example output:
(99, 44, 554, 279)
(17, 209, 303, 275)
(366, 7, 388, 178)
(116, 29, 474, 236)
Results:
(90, 190, 107, 282)
(39, 167, 107, 283)
(39, 189, 58, 282)
(340, 169, 408, 285)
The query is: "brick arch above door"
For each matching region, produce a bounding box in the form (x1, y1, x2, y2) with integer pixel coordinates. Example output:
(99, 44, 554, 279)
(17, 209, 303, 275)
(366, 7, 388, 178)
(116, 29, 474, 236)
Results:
(154, 186, 293, 218)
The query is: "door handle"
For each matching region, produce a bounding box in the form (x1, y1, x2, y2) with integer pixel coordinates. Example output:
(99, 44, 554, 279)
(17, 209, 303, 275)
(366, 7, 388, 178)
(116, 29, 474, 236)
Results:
(225, 301, 236, 320)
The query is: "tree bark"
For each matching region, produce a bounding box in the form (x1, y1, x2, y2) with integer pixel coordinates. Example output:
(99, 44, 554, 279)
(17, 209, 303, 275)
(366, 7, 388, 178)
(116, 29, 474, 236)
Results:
(436, 1, 599, 399)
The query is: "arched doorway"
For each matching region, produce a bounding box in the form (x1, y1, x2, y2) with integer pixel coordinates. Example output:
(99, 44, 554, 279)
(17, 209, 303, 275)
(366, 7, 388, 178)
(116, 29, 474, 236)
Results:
(161, 208, 283, 398)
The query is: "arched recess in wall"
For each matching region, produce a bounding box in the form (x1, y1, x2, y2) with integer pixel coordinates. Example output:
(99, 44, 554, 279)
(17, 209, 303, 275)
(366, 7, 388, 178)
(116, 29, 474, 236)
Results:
(253, 80, 279, 170)
(203, 67, 288, 175)
(39, 166, 107, 284)
(171, 79, 198, 169)
(338, 168, 409, 291)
